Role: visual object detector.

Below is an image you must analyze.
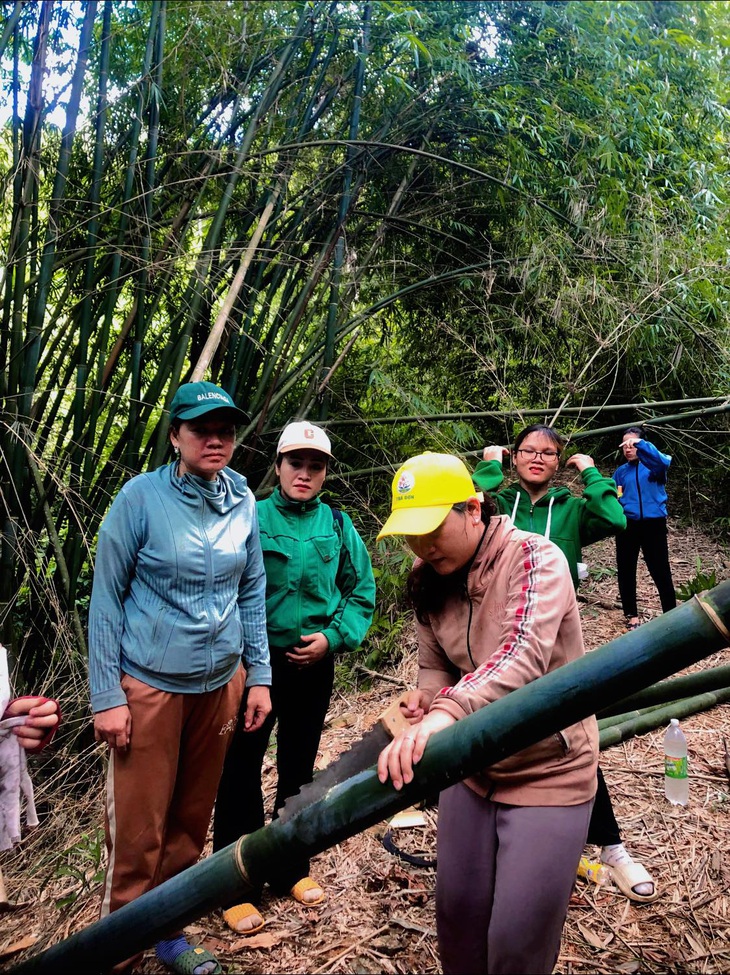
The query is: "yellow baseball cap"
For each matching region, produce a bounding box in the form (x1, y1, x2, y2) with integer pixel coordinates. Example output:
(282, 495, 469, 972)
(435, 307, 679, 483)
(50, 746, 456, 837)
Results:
(377, 452, 480, 541)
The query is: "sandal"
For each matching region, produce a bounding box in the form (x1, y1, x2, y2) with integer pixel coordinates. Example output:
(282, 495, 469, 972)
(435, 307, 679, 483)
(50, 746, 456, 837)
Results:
(625, 618, 641, 632)
(222, 901, 265, 934)
(606, 861, 659, 903)
(156, 940, 222, 975)
(291, 876, 326, 906)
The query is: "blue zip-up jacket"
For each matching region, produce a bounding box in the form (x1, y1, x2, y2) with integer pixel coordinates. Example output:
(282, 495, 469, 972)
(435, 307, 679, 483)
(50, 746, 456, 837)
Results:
(88, 463, 270, 713)
(257, 488, 375, 652)
(613, 440, 671, 521)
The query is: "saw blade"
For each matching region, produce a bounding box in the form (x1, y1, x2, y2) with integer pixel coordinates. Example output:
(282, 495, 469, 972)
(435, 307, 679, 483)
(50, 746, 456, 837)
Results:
(277, 691, 411, 824)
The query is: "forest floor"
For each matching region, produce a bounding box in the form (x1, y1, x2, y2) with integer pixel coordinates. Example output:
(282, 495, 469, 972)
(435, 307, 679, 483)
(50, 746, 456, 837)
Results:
(2, 516, 730, 974)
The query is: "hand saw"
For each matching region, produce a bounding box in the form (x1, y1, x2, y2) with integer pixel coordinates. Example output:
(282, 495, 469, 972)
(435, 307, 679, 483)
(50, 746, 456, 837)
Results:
(277, 691, 411, 823)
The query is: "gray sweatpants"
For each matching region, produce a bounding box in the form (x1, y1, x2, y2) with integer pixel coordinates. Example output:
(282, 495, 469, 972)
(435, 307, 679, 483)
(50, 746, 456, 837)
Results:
(436, 782, 593, 975)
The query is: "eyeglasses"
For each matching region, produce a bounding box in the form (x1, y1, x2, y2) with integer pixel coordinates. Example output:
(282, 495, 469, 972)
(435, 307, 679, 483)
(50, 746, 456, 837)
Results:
(516, 448, 560, 461)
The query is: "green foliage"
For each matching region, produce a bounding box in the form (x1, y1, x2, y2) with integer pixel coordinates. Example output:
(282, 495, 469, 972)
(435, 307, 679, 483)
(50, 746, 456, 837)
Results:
(1, 0, 730, 694)
(586, 564, 617, 584)
(361, 542, 414, 671)
(676, 558, 718, 602)
(52, 829, 106, 910)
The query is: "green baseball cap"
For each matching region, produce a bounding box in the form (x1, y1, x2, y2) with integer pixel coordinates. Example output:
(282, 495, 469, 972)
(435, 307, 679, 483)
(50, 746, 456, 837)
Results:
(169, 381, 247, 424)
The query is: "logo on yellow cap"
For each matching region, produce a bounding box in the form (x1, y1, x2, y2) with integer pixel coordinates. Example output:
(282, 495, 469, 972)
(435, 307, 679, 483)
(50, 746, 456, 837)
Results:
(397, 471, 415, 494)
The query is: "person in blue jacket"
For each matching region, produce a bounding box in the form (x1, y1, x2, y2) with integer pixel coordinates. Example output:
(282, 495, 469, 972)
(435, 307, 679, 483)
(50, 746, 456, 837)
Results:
(89, 381, 271, 975)
(613, 426, 676, 630)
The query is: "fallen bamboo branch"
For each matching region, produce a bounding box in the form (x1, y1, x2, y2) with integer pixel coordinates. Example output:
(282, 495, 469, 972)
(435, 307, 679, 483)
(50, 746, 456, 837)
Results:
(353, 663, 409, 686)
(599, 686, 730, 749)
(598, 665, 730, 718)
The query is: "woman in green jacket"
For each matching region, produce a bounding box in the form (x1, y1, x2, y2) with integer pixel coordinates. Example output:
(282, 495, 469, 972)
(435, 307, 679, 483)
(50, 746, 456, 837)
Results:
(214, 421, 376, 933)
(473, 426, 626, 587)
(473, 424, 657, 903)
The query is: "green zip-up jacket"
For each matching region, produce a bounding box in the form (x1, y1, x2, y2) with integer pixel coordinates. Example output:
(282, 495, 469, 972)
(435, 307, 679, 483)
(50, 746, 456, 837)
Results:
(472, 460, 626, 588)
(257, 487, 376, 652)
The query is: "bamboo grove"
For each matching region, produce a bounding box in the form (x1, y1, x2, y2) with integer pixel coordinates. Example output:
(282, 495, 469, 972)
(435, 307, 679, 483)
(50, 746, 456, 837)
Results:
(1, 1, 730, 706)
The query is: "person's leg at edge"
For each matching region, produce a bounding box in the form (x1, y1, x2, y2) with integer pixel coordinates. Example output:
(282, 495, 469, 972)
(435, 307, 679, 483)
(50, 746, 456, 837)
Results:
(616, 520, 641, 625)
(270, 650, 335, 900)
(587, 768, 654, 899)
(213, 687, 276, 851)
(212, 674, 277, 933)
(640, 517, 677, 613)
(154, 666, 245, 974)
(435, 782, 497, 975)
(487, 800, 593, 975)
(100, 676, 208, 974)
(586, 767, 620, 846)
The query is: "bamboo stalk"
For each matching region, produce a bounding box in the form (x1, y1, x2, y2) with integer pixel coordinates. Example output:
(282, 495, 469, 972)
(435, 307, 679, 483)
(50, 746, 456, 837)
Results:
(599, 687, 730, 748)
(10, 584, 730, 974)
(597, 700, 673, 732)
(306, 397, 730, 430)
(190, 181, 282, 381)
(597, 665, 730, 718)
(0, 1, 25, 62)
(22, 1, 98, 419)
(319, 2, 370, 421)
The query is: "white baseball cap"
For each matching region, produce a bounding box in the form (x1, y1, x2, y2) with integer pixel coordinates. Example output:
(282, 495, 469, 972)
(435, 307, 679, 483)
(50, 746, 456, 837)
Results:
(276, 421, 333, 457)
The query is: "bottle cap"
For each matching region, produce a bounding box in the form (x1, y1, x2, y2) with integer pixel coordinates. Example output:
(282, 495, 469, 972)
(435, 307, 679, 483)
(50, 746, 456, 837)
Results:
(670, 718, 679, 726)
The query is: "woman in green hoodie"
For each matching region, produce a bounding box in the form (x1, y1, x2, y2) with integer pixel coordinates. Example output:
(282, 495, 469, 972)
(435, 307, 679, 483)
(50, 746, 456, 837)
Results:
(214, 421, 376, 934)
(473, 424, 657, 903)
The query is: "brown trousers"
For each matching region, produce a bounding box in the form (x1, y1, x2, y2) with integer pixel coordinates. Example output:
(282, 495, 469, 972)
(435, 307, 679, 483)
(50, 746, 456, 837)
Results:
(101, 668, 245, 921)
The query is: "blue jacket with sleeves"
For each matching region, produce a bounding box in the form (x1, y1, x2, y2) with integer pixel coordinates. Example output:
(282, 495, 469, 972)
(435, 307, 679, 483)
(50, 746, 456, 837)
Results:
(613, 440, 671, 520)
(88, 463, 270, 712)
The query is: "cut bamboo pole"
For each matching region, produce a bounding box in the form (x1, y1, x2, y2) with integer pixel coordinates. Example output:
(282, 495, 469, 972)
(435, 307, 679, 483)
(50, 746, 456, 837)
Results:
(10, 583, 730, 975)
(597, 664, 730, 718)
(597, 700, 672, 732)
(599, 687, 730, 748)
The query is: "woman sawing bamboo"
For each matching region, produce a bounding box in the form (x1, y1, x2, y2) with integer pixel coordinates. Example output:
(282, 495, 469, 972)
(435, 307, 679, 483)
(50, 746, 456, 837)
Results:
(376, 452, 599, 975)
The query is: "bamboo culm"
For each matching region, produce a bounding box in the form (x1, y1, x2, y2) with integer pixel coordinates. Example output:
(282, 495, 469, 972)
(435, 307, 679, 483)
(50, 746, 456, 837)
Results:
(598, 686, 730, 749)
(597, 664, 730, 718)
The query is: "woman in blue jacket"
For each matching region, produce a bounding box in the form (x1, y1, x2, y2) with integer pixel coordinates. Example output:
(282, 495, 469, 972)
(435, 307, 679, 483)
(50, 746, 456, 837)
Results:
(89, 381, 271, 975)
(614, 427, 676, 630)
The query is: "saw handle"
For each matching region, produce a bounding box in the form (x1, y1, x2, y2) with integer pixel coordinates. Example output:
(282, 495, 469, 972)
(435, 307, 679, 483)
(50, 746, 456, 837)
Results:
(379, 691, 415, 739)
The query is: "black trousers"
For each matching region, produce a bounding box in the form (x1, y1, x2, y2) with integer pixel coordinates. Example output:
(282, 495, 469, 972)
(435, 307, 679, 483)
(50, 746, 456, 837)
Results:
(586, 766, 621, 847)
(213, 648, 335, 896)
(616, 517, 676, 618)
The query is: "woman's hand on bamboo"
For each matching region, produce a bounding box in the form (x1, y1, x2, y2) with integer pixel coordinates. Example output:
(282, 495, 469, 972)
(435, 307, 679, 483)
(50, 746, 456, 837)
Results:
(243, 685, 272, 732)
(94, 705, 132, 752)
(377, 709, 456, 791)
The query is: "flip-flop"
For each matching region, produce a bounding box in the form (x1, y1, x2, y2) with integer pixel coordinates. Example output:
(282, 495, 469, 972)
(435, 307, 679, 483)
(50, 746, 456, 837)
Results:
(222, 901, 265, 934)
(607, 861, 659, 903)
(158, 945, 221, 975)
(291, 876, 326, 906)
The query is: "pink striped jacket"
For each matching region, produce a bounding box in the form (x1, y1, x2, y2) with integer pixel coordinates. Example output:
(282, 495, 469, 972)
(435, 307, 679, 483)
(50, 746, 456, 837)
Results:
(419, 515, 598, 806)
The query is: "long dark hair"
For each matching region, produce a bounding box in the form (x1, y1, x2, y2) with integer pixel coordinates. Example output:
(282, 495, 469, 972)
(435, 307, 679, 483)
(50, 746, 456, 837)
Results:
(407, 497, 495, 625)
(513, 423, 565, 453)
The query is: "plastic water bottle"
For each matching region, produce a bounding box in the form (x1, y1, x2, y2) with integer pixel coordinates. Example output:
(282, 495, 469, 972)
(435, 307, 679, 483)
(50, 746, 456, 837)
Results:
(577, 856, 610, 885)
(664, 718, 688, 805)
